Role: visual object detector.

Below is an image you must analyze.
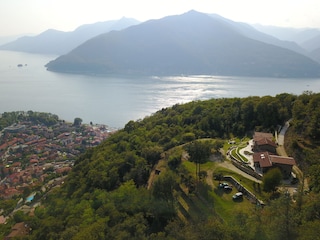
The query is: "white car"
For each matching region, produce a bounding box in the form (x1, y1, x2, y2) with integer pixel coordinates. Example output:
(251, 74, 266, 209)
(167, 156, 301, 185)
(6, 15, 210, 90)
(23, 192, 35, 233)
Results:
(232, 192, 243, 200)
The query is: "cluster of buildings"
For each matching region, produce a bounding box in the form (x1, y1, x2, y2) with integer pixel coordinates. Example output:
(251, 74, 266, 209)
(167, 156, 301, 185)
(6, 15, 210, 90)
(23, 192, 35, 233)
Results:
(252, 132, 296, 179)
(0, 121, 115, 199)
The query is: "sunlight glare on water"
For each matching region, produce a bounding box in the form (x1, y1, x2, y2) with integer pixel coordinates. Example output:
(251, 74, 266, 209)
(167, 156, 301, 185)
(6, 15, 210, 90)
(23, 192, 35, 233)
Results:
(1, 51, 320, 128)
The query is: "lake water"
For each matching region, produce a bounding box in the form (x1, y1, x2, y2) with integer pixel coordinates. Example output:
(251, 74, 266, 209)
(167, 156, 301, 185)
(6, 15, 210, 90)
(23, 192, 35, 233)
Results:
(1, 50, 320, 128)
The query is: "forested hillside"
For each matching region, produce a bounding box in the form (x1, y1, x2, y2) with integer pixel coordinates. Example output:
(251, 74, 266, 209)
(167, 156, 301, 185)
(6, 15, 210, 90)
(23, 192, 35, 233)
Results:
(4, 92, 320, 239)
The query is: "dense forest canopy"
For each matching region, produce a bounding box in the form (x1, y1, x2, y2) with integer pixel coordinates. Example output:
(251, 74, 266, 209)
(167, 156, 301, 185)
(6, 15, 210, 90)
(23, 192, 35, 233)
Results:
(2, 92, 320, 239)
(0, 111, 60, 130)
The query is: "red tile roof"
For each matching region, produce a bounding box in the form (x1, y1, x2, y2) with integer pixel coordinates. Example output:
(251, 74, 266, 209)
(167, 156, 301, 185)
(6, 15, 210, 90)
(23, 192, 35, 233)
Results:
(270, 155, 296, 166)
(255, 138, 277, 147)
(253, 152, 296, 168)
(253, 152, 272, 168)
(253, 132, 273, 142)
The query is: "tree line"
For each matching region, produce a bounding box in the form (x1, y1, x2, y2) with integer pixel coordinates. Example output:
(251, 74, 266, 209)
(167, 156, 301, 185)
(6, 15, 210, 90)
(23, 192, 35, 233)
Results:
(0, 111, 59, 130)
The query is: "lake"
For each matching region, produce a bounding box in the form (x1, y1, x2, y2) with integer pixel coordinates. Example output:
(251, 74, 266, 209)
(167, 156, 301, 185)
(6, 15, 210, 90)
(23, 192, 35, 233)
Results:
(1, 50, 320, 128)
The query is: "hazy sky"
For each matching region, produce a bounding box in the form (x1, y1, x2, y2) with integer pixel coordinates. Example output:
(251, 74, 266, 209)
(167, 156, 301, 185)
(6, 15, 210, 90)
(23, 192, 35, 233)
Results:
(1, 0, 320, 37)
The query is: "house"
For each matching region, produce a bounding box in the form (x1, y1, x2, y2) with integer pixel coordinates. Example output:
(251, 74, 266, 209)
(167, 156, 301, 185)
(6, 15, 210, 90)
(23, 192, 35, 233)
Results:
(269, 155, 296, 179)
(253, 152, 272, 170)
(253, 152, 296, 178)
(253, 132, 277, 153)
(4, 222, 30, 239)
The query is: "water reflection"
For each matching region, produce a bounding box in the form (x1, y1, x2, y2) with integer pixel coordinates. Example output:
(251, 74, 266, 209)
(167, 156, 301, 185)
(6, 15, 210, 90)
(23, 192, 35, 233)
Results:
(0, 51, 319, 128)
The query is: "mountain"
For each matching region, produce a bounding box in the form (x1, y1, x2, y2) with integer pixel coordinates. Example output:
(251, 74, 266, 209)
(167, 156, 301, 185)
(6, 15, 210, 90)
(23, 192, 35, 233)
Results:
(311, 47, 320, 63)
(0, 29, 68, 55)
(210, 15, 307, 56)
(301, 34, 320, 52)
(0, 17, 139, 55)
(253, 25, 320, 45)
(252, 24, 320, 61)
(0, 34, 35, 45)
(252, 24, 320, 62)
(46, 11, 320, 78)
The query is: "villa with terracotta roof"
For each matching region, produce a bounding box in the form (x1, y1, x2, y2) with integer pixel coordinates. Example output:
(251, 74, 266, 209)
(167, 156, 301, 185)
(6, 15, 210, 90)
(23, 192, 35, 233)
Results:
(253, 152, 296, 178)
(251, 131, 297, 178)
(253, 132, 277, 153)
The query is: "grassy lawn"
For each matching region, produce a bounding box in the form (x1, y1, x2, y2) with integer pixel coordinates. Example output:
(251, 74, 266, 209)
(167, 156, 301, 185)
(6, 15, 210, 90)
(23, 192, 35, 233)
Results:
(236, 145, 249, 162)
(174, 138, 262, 224)
(228, 143, 250, 163)
(214, 166, 266, 200)
(182, 160, 216, 178)
(209, 185, 253, 223)
(181, 161, 260, 224)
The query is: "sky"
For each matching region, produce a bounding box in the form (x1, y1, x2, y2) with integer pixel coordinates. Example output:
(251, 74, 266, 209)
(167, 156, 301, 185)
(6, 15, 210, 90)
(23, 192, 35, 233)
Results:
(1, 0, 320, 37)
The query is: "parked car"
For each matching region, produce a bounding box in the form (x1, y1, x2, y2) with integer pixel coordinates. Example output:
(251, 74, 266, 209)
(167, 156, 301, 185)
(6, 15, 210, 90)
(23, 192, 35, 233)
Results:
(232, 192, 243, 200)
(224, 185, 233, 191)
(219, 182, 229, 188)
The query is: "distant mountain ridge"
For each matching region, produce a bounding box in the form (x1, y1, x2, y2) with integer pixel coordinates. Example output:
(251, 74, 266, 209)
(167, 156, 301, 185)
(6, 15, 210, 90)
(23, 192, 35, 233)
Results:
(253, 25, 320, 44)
(0, 17, 140, 55)
(46, 10, 320, 78)
(211, 15, 307, 56)
(253, 24, 320, 65)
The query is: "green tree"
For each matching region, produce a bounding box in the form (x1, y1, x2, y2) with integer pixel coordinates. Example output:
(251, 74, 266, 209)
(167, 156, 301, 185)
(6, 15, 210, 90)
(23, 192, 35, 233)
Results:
(185, 140, 212, 182)
(72, 218, 106, 240)
(297, 219, 320, 240)
(261, 194, 298, 240)
(262, 168, 282, 192)
(73, 117, 82, 126)
(301, 192, 320, 221)
(184, 140, 212, 164)
(308, 165, 320, 193)
(141, 145, 163, 166)
(151, 171, 177, 232)
(168, 150, 182, 170)
(182, 132, 196, 142)
(212, 139, 224, 152)
(152, 171, 176, 203)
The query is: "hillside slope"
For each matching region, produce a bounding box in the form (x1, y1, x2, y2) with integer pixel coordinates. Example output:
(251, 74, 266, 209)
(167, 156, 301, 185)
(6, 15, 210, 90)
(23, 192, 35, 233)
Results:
(19, 92, 320, 239)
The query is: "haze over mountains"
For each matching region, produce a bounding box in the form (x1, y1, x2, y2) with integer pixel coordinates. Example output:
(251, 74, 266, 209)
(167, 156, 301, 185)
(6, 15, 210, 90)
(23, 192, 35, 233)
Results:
(0, 17, 140, 55)
(251, 25, 320, 65)
(2, 10, 320, 77)
(45, 11, 320, 77)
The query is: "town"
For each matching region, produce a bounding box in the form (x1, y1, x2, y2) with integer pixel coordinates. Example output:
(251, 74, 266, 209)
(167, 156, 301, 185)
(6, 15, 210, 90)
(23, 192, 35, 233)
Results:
(0, 118, 116, 202)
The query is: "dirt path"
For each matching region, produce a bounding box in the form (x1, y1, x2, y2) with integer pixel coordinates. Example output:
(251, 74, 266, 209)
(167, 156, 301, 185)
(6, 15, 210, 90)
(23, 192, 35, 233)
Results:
(206, 170, 214, 187)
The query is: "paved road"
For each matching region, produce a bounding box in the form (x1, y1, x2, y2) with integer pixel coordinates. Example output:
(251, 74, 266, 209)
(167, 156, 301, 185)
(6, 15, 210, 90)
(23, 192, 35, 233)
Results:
(276, 120, 290, 157)
(277, 120, 291, 146)
(276, 120, 308, 190)
(217, 160, 261, 183)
